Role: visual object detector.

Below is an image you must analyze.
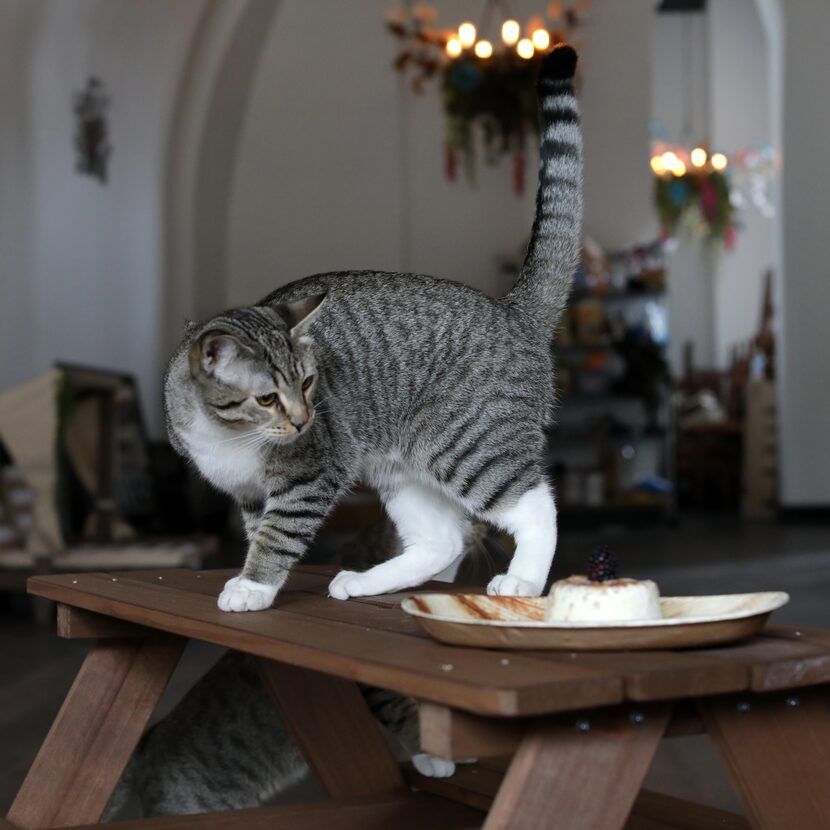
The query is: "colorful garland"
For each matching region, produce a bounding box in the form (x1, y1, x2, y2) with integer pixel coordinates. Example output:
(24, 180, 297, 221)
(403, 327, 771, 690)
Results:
(654, 168, 736, 247)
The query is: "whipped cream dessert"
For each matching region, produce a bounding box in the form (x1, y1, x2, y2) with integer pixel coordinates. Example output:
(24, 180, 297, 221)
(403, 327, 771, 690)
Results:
(545, 575, 662, 623)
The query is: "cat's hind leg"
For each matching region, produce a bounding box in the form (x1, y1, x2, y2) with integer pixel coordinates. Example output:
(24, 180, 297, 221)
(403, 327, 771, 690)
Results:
(329, 481, 470, 600)
(483, 480, 557, 597)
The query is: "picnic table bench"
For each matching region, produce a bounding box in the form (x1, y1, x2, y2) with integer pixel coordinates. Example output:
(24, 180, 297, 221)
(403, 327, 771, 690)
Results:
(6, 565, 830, 829)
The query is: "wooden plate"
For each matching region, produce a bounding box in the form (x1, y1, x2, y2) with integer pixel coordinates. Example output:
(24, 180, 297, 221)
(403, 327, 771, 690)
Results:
(401, 591, 790, 650)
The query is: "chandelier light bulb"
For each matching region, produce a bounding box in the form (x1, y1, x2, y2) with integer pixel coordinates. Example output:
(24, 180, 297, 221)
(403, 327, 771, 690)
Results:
(517, 38, 535, 59)
(661, 151, 678, 169)
(458, 22, 477, 48)
(446, 36, 463, 57)
(501, 19, 520, 45)
(690, 147, 707, 167)
(531, 29, 551, 50)
(711, 152, 728, 171)
(650, 156, 665, 174)
(474, 39, 493, 58)
(672, 160, 687, 177)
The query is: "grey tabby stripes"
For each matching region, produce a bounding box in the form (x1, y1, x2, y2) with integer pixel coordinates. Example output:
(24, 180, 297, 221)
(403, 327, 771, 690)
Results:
(508, 44, 583, 324)
(164, 43, 582, 595)
(104, 652, 420, 818)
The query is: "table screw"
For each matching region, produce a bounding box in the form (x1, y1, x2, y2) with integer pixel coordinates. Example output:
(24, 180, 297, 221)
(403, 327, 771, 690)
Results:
(500, 658, 511, 666)
(196, 574, 201, 578)
(575, 719, 591, 733)
(158, 576, 164, 580)
(441, 663, 454, 672)
(630, 712, 645, 725)
(736, 701, 751, 714)
(72, 579, 78, 584)
(794, 631, 802, 637)
(786, 696, 800, 709)
(111, 578, 118, 582)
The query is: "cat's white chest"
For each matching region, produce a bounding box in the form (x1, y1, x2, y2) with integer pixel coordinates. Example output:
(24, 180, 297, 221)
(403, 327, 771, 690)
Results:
(181, 409, 265, 500)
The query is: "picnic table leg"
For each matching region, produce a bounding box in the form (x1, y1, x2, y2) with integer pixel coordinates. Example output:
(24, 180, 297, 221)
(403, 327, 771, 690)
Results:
(257, 659, 406, 799)
(483, 703, 671, 830)
(699, 687, 830, 829)
(7, 634, 186, 830)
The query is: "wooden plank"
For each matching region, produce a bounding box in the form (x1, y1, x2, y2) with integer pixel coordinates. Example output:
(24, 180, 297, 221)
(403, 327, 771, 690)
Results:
(626, 790, 749, 830)
(86, 568, 830, 703)
(27, 573, 624, 716)
(700, 686, 830, 829)
(404, 764, 749, 830)
(695, 632, 830, 692)
(65, 792, 482, 830)
(419, 703, 524, 760)
(536, 649, 749, 701)
(74, 574, 623, 717)
(7, 634, 185, 829)
(57, 604, 149, 639)
(482, 703, 672, 830)
(419, 700, 705, 761)
(257, 659, 404, 799)
(115, 567, 333, 597)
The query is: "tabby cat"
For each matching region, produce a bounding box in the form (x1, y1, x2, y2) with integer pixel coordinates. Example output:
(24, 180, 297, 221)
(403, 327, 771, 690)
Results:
(164, 45, 582, 613)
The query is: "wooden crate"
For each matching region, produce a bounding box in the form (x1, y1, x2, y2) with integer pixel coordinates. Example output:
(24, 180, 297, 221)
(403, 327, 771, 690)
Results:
(743, 379, 777, 518)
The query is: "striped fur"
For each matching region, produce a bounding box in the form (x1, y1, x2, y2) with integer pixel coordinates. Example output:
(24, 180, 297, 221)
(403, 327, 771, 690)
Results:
(103, 651, 422, 818)
(164, 44, 583, 607)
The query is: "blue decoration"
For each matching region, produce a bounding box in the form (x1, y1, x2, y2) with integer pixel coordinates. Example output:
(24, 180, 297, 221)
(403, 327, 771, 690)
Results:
(450, 60, 481, 92)
(668, 179, 688, 205)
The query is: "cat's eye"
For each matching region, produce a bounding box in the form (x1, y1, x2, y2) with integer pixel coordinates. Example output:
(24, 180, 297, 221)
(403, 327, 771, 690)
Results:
(302, 376, 315, 392)
(255, 393, 278, 407)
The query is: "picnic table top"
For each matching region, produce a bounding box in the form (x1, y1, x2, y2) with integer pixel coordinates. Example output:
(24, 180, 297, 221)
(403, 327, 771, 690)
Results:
(28, 565, 830, 717)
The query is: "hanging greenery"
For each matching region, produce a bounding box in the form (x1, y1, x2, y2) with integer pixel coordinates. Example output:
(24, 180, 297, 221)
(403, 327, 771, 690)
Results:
(386, 1, 589, 193)
(654, 168, 736, 247)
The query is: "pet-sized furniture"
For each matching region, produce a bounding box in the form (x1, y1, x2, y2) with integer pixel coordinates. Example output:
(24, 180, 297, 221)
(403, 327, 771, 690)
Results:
(9, 565, 830, 829)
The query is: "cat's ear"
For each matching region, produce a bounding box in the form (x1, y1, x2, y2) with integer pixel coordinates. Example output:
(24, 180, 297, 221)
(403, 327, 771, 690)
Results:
(277, 293, 327, 337)
(189, 331, 250, 378)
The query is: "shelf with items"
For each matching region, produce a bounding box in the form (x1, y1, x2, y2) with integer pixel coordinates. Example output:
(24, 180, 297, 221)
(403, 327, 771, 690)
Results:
(545, 238, 674, 524)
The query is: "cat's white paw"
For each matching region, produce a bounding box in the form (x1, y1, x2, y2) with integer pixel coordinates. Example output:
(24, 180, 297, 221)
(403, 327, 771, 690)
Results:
(217, 576, 278, 612)
(487, 574, 540, 597)
(412, 753, 456, 778)
(328, 570, 378, 600)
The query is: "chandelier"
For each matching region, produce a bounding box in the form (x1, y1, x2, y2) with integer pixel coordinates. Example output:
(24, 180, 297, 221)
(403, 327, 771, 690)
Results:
(385, 1, 589, 191)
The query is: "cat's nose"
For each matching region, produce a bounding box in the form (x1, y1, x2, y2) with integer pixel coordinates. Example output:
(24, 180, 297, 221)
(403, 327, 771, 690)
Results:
(291, 415, 308, 431)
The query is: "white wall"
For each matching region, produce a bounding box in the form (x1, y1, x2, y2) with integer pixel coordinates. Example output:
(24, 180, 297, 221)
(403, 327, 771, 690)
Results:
(1, 0, 207, 434)
(652, 1, 773, 372)
(227, 0, 657, 307)
(775, 0, 830, 505)
(0, 1, 37, 389)
(651, 10, 715, 371)
(708, 0, 773, 366)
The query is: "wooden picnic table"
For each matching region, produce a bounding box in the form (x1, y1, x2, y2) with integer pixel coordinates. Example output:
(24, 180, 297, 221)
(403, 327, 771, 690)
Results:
(6, 565, 830, 829)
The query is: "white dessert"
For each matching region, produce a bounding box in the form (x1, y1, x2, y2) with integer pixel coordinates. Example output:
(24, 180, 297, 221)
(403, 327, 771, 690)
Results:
(545, 575, 662, 623)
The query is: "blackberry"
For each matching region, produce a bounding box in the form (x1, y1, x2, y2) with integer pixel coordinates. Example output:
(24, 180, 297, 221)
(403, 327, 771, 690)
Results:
(587, 545, 618, 582)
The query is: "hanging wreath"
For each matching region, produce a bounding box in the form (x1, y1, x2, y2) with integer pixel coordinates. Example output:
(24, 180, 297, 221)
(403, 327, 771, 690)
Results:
(655, 168, 736, 246)
(386, 1, 590, 194)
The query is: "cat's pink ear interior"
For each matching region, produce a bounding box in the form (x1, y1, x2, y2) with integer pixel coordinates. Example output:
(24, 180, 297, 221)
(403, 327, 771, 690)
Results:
(277, 293, 327, 336)
(190, 332, 240, 377)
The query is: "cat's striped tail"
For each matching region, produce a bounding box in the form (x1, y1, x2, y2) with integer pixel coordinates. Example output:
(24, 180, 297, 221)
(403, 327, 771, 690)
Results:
(507, 43, 582, 325)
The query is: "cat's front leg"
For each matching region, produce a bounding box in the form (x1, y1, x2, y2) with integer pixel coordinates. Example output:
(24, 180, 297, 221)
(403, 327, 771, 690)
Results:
(240, 500, 264, 542)
(218, 488, 333, 613)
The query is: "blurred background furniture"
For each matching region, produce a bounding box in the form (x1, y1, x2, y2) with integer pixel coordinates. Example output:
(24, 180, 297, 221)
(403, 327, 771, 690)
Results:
(0, 366, 219, 616)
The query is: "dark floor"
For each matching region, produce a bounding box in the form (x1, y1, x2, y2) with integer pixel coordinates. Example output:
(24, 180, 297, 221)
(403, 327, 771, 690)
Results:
(3, 516, 830, 819)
